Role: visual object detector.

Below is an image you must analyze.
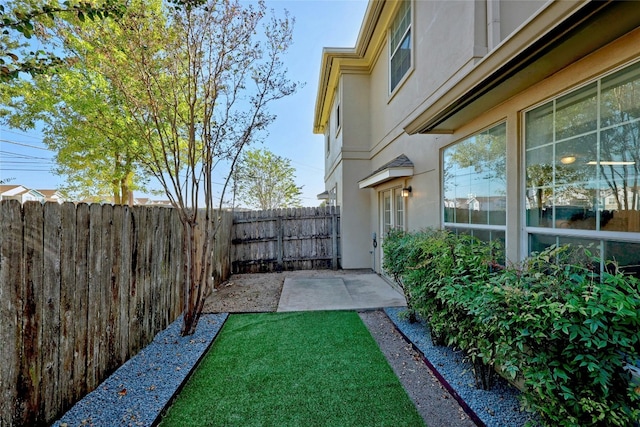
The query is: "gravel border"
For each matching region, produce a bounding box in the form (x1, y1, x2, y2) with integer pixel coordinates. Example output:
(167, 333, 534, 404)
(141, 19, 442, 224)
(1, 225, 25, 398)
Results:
(385, 307, 540, 427)
(53, 307, 540, 427)
(53, 313, 228, 427)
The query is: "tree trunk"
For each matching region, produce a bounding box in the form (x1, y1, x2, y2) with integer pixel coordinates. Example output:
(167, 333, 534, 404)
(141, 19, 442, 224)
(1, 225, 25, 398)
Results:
(180, 216, 213, 336)
(112, 180, 122, 205)
(121, 172, 134, 207)
(181, 220, 197, 335)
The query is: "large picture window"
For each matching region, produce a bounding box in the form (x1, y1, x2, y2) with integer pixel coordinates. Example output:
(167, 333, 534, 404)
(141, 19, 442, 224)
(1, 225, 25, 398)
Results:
(525, 61, 640, 275)
(443, 123, 506, 248)
(389, 0, 411, 92)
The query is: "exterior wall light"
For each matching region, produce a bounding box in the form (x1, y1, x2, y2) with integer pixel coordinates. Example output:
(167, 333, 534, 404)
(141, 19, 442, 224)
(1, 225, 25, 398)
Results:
(401, 186, 412, 197)
(560, 155, 576, 165)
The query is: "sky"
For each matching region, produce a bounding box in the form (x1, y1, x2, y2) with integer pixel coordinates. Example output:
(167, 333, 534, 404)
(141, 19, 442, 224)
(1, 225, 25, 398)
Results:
(0, 0, 369, 206)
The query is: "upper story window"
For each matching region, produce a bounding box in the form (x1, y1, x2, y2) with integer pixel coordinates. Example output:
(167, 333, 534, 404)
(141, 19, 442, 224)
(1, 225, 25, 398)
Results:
(389, 0, 412, 92)
(325, 131, 330, 156)
(334, 83, 341, 135)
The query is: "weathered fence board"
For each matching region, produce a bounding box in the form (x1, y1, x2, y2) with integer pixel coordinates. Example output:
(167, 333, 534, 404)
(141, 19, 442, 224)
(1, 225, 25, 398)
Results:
(0, 200, 21, 426)
(87, 202, 102, 395)
(42, 202, 62, 422)
(73, 202, 90, 401)
(118, 205, 132, 365)
(59, 202, 76, 413)
(231, 206, 340, 273)
(20, 202, 44, 424)
(0, 201, 233, 427)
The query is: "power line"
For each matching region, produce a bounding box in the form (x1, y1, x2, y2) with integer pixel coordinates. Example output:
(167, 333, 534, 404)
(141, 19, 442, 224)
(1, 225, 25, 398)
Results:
(290, 159, 323, 172)
(0, 139, 52, 151)
(2, 161, 55, 165)
(0, 150, 52, 160)
(0, 128, 46, 143)
(1, 168, 53, 172)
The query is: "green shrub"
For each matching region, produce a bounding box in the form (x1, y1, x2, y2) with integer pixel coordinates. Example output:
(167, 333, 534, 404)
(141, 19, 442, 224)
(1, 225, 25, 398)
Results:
(382, 229, 422, 322)
(383, 229, 502, 382)
(489, 245, 640, 426)
(383, 232, 640, 426)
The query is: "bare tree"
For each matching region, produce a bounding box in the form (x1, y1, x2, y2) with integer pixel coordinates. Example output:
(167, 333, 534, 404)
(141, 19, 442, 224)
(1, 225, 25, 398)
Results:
(76, 0, 297, 334)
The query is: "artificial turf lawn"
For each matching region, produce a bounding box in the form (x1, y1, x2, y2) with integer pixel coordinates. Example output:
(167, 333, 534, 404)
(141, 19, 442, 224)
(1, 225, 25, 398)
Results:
(160, 311, 426, 426)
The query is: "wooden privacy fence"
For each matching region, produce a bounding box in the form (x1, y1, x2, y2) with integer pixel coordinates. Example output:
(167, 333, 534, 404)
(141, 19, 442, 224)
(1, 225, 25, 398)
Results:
(0, 200, 232, 427)
(231, 206, 340, 273)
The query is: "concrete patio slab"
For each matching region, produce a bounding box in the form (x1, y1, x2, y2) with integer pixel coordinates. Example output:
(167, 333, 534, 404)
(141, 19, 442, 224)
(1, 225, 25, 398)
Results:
(277, 273, 406, 312)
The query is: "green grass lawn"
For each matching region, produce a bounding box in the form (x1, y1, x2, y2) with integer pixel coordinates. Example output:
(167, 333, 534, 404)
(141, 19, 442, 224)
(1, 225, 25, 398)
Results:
(160, 311, 425, 426)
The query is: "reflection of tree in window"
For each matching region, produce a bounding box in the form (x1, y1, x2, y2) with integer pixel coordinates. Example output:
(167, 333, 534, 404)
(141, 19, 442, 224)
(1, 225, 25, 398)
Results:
(443, 123, 506, 226)
(447, 127, 506, 185)
(599, 64, 640, 211)
(554, 83, 597, 141)
(526, 164, 590, 207)
(526, 61, 640, 233)
(525, 62, 640, 275)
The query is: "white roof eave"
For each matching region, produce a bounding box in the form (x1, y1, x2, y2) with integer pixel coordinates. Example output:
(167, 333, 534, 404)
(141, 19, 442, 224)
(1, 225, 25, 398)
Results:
(358, 167, 413, 189)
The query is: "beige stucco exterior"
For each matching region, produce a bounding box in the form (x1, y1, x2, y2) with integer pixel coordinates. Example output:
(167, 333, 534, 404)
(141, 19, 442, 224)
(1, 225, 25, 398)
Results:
(315, 0, 640, 271)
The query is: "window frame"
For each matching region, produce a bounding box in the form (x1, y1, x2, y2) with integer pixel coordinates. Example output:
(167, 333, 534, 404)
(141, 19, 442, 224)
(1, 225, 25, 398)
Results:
(388, 0, 413, 95)
(380, 186, 406, 237)
(325, 130, 330, 157)
(441, 122, 507, 249)
(522, 59, 640, 274)
(440, 118, 509, 262)
(334, 82, 342, 137)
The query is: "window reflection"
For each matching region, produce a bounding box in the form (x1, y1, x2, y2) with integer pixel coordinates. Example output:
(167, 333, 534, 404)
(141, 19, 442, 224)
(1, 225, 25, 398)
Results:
(555, 83, 597, 141)
(446, 227, 505, 264)
(395, 192, 404, 230)
(605, 240, 640, 276)
(525, 61, 640, 278)
(529, 234, 600, 258)
(443, 123, 506, 227)
(529, 234, 640, 276)
(525, 62, 640, 233)
(390, 0, 411, 91)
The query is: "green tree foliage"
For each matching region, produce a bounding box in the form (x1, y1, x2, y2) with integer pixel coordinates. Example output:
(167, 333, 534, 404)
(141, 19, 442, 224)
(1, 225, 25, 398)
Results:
(1, 0, 141, 203)
(0, 0, 126, 81)
(233, 148, 302, 210)
(1, 63, 148, 203)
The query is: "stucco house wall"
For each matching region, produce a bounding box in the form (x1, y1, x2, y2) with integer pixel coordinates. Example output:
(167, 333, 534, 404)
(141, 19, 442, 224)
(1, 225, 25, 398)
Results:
(315, 0, 640, 273)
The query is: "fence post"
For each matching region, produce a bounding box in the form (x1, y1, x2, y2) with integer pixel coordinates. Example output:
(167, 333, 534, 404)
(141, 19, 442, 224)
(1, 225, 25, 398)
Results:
(276, 214, 283, 271)
(331, 206, 338, 270)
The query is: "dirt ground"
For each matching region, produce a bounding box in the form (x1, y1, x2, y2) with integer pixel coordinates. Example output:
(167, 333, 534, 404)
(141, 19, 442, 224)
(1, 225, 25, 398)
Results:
(202, 269, 375, 313)
(202, 269, 476, 427)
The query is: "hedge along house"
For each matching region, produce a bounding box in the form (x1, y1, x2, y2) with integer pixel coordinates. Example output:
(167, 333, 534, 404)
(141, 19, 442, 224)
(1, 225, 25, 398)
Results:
(314, 0, 640, 275)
